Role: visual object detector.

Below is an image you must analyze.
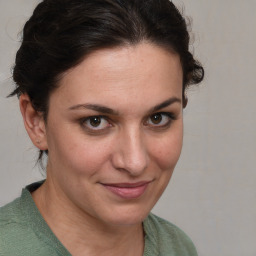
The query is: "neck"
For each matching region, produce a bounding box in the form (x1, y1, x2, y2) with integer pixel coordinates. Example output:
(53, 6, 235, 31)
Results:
(32, 179, 145, 256)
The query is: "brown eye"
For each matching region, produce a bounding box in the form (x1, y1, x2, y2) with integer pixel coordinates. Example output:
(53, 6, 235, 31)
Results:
(147, 113, 173, 127)
(150, 114, 162, 124)
(82, 116, 111, 131)
(89, 117, 102, 127)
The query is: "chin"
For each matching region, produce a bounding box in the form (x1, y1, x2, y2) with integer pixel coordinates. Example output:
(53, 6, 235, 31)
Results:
(99, 204, 152, 227)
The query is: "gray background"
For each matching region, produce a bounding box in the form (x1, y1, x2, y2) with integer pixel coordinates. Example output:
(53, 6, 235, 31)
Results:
(0, 0, 255, 255)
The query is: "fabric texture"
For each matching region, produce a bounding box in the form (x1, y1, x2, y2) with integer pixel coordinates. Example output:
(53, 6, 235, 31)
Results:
(0, 181, 198, 256)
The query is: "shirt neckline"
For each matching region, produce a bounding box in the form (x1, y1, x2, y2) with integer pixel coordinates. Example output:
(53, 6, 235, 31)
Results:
(20, 180, 157, 256)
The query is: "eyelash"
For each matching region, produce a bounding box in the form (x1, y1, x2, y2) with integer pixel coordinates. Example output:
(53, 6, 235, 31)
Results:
(80, 115, 112, 133)
(145, 112, 176, 128)
(79, 112, 176, 134)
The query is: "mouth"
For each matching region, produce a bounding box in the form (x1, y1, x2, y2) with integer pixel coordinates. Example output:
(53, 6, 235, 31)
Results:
(100, 181, 151, 199)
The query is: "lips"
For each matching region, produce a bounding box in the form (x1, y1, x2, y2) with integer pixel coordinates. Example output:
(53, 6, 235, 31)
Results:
(101, 181, 151, 199)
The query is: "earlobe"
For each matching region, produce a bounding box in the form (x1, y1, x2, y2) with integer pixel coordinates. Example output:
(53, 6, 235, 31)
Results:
(19, 94, 48, 150)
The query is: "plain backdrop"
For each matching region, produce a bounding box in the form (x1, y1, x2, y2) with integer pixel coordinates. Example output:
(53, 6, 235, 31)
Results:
(0, 1, 255, 256)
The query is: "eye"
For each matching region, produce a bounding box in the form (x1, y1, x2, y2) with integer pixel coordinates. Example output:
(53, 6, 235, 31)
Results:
(81, 116, 111, 131)
(146, 113, 174, 127)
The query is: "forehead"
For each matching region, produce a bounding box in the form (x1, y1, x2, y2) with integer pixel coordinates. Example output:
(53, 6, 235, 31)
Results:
(50, 43, 183, 112)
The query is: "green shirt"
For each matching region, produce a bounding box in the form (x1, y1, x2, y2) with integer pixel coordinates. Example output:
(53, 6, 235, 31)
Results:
(0, 182, 197, 256)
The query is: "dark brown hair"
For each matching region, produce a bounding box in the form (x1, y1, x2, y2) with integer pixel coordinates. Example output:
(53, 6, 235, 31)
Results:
(10, 0, 204, 161)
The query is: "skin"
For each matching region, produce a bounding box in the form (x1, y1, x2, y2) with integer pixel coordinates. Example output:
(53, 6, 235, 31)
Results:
(20, 42, 184, 256)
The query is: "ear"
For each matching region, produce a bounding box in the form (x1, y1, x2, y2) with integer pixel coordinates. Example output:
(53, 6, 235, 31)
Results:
(19, 94, 48, 150)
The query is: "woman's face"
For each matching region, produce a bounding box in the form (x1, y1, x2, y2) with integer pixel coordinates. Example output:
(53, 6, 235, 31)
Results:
(44, 43, 183, 226)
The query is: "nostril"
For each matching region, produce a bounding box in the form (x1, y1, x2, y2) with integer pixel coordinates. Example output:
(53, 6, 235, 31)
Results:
(111, 148, 148, 175)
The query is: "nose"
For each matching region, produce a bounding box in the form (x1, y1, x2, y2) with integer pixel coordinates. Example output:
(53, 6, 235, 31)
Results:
(111, 127, 149, 176)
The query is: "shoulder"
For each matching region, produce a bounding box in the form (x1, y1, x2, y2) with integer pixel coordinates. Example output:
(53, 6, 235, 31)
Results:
(0, 196, 25, 228)
(0, 187, 60, 256)
(143, 213, 198, 256)
(0, 197, 31, 255)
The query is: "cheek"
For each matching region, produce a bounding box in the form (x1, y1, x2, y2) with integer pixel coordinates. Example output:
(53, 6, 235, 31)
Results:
(47, 127, 112, 177)
(71, 141, 111, 174)
(149, 127, 183, 170)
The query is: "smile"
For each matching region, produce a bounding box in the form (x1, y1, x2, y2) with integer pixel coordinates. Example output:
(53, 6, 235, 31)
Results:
(101, 181, 151, 199)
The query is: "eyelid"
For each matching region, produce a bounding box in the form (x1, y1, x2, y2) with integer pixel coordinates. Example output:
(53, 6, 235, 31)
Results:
(145, 112, 176, 127)
(79, 111, 176, 134)
(80, 115, 113, 132)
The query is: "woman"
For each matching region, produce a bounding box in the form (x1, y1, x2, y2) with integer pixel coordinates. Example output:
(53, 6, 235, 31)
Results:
(0, 0, 204, 255)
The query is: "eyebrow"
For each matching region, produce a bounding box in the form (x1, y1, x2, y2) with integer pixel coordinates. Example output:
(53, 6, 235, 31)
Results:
(68, 97, 181, 115)
(149, 97, 181, 113)
(69, 103, 119, 115)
